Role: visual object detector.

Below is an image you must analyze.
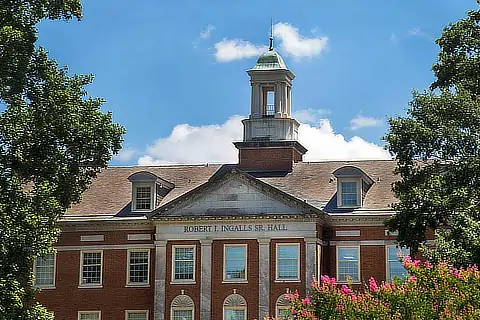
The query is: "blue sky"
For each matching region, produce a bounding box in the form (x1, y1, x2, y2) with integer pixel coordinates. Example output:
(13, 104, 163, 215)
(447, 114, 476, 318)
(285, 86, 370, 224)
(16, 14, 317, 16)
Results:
(37, 0, 478, 165)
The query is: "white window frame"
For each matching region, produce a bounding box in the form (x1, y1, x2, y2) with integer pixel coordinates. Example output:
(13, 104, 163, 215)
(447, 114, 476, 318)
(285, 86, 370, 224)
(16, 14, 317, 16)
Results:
(125, 310, 149, 320)
(171, 245, 196, 284)
(223, 307, 247, 320)
(275, 294, 290, 320)
(78, 311, 101, 320)
(336, 246, 360, 284)
(79, 250, 103, 288)
(223, 244, 248, 282)
(337, 178, 362, 208)
(132, 183, 155, 212)
(275, 243, 300, 282)
(126, 249, 150, 287)
(34, 252, 56, 289)
(386, 245, 410, 281)
(170, 307, 194, 320)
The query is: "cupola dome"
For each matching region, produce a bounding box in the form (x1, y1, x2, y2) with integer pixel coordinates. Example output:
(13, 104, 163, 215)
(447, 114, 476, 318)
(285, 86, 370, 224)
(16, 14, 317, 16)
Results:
(252, 49, 287, 70)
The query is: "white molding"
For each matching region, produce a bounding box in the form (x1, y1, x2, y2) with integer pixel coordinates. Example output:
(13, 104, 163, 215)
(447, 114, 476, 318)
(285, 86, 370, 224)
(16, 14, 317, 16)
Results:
(385, 230, 398, 236)
(275, 243, 300, 281)
(125, 310, 149, 320)
(335, 230, 360, 237)
(126, 249, 151, 286)
(336, 246, 360, 284)
(128, 234, 152, 241)
(171, 245, 196, 283)
(79, 250, 103, 288)
(223, 244, 248, 282)
(56, 244, 154, 251)
(81, 235, 105, 242)
(330, 240, 396, 246)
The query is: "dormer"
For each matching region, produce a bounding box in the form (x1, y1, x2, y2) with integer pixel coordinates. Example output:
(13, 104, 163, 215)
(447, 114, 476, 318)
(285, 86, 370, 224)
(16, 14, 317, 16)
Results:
(332, 166, 374, 209)
(128, 171, 174, 213)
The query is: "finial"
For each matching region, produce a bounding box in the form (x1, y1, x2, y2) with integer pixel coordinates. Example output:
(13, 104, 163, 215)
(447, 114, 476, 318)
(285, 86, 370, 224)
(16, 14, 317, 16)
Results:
(269, 19, 274, 51)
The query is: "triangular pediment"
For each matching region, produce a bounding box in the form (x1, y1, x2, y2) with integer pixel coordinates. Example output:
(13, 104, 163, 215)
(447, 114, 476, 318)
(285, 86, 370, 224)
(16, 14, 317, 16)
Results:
(153, 169, 320, 218)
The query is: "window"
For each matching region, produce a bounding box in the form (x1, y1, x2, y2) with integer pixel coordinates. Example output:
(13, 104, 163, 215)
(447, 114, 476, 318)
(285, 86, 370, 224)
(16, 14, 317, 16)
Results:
(171, 294, 194, 320)
(223, 293, 247, 320)
(126, 311, 148, 320)
(135, 186, 152, 210)
(127, 250, 150, 285)
(276, 294, 290, 319)
(224, 245, 247, 281)
(78, 311, 101, 320)
(276, 244, 300, 281)
(340, 181, 358, 207)
(337, 247, 360, 283)
(387, 246, 409, 281)
(80, 251, 103, 286)
(34, 253, 55, 287)
(172, 246, 195, 282)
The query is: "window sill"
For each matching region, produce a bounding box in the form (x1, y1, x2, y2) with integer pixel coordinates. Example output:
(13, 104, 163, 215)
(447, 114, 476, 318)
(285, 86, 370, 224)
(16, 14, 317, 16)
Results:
(274, 279, 301, 283)
(337, 281, 361, 285)
(34, 285, 56, 289)
(170, 280, 196, 285)
(125, 283, 150, 288)
(78, 284, 103, 289)
(222, 279, 248, 284)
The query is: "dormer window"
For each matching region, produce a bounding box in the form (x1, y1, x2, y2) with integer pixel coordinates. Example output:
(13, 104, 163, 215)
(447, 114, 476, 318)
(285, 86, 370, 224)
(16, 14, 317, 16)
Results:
(135, 185, 152, 210)
(340, 181, 359, 207)
(333, 166, 374, 209)
(128, 171, 174, 213)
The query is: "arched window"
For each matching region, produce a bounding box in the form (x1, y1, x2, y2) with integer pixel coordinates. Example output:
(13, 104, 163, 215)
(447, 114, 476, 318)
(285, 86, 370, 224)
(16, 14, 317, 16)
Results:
(223, 293, 247, 320)
(171, 294, 194, 320)
(276, 294, 290, 319)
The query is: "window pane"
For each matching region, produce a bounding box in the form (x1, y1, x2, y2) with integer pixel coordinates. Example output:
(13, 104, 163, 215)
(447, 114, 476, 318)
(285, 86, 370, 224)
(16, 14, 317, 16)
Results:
(127, 312, 147, 320)
(225, 246, 246, 280)
(224, 309, 245, 320)
(277, 245, 299, 279)
(82, 252, 102, 284)
(129, 251, 149, 283)
(79, 313, 99, 320)
(136, 186, 151, 210)
(277, 308, 289, 319)
(174, 247, 194, 280)
(35, 254, 55, 286)
(338, 247, 359, 282)
(341, 181, 358, 206)
(388, 247, 408, 279)
(172, 309, 192, 320)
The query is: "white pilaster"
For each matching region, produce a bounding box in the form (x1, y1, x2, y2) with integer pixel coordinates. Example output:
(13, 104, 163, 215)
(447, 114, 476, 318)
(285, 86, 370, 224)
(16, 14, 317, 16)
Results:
(305, 238, 317, 293)
(200, 239, 213, 320)
(154, 240, 167, 320)
(253, 84, 261, 118)
(275, 82, 282, 118)
(258, 238, 270, 319)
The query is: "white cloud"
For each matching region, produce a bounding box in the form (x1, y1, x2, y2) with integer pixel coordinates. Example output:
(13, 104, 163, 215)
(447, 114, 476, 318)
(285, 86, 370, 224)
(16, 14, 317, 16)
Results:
(137, 116, 243, 165)
(273, 22, 328, 58)
(214, 39, 268, 62)
(114, 147, 136, 163)
(200, 24, 215, 39)
(138, 117, 391, 165)
(213, 22, 327, 62)
(292, 108, 331, 125)
(350, 115, 384, 130)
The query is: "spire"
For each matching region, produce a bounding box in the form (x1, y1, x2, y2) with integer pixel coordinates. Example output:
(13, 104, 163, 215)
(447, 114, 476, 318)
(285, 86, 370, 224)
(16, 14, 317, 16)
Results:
(269, 19, 274, 51)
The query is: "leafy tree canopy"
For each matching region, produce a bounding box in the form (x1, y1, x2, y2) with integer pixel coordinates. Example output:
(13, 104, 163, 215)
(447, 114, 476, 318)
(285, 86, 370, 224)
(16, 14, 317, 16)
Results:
(386, 1, 480, 267)
(0, 1, 125, 318)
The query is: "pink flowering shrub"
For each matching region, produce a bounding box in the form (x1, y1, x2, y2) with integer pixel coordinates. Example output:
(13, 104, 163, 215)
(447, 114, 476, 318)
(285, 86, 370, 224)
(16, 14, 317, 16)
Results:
(266, 258, 480, 319)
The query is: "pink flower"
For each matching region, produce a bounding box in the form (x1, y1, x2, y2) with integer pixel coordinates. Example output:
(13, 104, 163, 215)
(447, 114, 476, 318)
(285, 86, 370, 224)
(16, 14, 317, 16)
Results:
(369, 277, 379, 292)
(351, 294, 357, 301)
(450, 268, 461, 279)
(302, 297, 311, 305)
(424, 261, 433, 269)
(341, 285, 352, 295)
(408, 275, 417, 284)
(321, 275, 337, 286)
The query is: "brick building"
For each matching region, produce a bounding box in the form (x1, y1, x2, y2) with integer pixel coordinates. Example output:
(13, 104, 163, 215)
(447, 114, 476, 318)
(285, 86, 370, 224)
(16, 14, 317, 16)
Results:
(35, 45, 409, 320)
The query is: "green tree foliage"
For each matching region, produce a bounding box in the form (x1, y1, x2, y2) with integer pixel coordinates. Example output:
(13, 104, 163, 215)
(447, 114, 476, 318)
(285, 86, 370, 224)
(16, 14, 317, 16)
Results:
(0, 1, 125, 318)
(385, 2, 480, 267)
